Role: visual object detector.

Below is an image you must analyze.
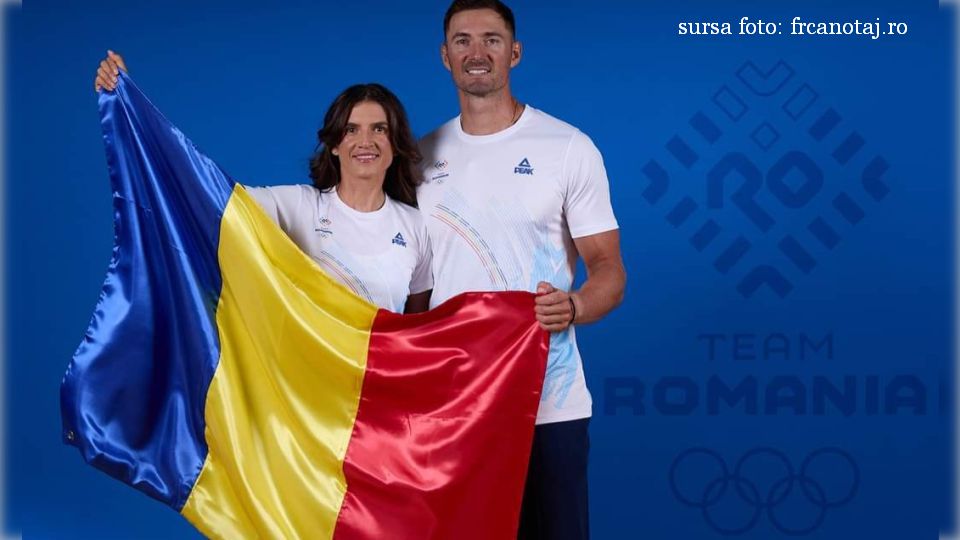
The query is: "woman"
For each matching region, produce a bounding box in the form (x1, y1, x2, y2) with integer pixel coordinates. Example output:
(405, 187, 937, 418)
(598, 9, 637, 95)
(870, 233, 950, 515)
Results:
(95, 51, 432, 313)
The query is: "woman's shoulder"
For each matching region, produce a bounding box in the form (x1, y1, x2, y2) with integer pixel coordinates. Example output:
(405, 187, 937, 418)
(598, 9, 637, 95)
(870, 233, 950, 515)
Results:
(250, 183, 325, 206)
(247, 183, 319, 199)
(387, 197, 427, 226)
(244, 183, 325, 222)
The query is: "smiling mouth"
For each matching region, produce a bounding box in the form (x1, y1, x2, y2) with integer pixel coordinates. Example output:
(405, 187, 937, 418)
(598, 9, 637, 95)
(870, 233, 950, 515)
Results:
(465, 66, 491, 75)
(352, 152, 379, 163)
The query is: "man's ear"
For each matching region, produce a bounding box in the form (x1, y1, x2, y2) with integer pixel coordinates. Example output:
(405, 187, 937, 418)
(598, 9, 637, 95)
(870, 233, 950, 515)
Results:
(441, 43, 451, 72)
(510, 40, 522, 68)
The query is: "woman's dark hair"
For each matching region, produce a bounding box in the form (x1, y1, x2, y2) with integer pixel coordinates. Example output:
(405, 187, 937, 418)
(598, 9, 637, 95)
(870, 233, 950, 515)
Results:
(309, 84, 422, 207)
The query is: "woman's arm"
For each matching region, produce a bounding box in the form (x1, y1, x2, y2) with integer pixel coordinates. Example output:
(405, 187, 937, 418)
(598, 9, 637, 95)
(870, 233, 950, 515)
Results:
(404, 290, 431, 314)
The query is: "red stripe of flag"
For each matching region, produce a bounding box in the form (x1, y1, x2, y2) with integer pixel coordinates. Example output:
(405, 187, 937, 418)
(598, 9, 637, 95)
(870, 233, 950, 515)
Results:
(334, 292, 548, 539)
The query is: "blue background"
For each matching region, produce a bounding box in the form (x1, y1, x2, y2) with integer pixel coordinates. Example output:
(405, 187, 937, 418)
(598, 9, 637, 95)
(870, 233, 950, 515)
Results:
(6, 0, 954, 538)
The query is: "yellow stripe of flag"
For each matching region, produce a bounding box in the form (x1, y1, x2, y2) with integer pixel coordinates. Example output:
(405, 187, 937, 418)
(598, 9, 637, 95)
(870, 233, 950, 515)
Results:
(182, 186, 378, 539)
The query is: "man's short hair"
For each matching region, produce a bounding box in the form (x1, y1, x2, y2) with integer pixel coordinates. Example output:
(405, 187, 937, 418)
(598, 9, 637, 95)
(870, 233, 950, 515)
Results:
(443, 0, 516, 39)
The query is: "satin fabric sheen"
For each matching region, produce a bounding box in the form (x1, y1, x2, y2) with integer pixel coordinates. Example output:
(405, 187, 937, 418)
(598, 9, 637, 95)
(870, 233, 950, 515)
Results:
(339, 293, 547, 539)
(60, 72, 235, 508)
(61, 72, 549, 539)
(181, 186, 379, 538)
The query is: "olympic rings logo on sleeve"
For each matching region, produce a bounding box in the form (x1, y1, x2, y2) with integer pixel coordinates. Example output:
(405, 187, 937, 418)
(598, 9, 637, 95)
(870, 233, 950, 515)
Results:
(668, 447, 859, 535)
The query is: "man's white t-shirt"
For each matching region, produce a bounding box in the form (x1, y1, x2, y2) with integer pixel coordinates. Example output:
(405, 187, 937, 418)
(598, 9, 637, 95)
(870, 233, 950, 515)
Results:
(418, 106, 618, 425)
(247, 185, 433, 313)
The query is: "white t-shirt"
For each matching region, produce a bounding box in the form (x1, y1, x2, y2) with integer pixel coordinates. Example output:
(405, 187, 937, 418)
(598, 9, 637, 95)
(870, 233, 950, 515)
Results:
(247, 185, 433, 313)
(418, 106, 619, 425)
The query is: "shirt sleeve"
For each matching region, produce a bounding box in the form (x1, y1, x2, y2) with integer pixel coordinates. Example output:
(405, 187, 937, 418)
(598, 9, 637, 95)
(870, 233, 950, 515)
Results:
(562, 131, 619, 238)
(409, 217, 434, 295)
(245, 186, 282, 224)
(244, 185, 307, 233)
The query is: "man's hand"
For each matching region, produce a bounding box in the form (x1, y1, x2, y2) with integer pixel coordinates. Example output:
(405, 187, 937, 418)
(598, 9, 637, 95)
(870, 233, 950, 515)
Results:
(534, 281, 577, 333)
(94, 50, 127, 93)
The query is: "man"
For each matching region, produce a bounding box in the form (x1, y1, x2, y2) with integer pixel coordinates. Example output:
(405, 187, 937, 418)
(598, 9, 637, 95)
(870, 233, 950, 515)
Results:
(417, 1, 627, 538)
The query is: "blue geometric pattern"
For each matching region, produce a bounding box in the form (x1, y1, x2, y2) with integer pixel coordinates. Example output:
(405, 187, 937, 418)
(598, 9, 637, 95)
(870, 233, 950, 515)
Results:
(640, 59, 891, 298)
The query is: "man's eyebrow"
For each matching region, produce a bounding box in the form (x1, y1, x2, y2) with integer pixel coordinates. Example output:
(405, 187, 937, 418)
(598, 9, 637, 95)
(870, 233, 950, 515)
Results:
(451, 31, 506, 38)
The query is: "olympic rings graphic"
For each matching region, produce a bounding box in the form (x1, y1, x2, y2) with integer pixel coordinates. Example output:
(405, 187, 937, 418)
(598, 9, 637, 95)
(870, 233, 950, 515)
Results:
(668, 447, 859, 535)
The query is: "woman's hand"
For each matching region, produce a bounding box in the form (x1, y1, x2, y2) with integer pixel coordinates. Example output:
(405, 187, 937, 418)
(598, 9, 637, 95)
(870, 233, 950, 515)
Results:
(94, 50, 127, 93)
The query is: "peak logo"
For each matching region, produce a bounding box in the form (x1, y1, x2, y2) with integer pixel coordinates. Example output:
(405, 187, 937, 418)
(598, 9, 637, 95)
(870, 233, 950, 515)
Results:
(391, 232, 407, 247)
(514, 158, 534, 175)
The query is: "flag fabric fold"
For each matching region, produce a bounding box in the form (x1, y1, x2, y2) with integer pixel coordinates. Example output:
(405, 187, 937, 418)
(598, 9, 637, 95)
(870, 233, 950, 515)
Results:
(60, 73, 549, 539)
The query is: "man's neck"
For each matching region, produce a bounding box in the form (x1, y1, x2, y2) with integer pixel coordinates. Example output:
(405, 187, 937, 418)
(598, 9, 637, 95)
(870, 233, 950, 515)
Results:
(458, 88, 521, 136)
(336, 179, 386, 212)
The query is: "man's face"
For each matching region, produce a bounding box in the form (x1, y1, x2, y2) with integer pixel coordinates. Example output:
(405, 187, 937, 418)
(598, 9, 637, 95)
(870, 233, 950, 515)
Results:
(334, 101, 394, 183)
(442, 9, 521, 98)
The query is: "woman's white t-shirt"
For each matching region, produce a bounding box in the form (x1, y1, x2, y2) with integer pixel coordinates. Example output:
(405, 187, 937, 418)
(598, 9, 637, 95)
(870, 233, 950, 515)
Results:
(247, 185, 432, 313)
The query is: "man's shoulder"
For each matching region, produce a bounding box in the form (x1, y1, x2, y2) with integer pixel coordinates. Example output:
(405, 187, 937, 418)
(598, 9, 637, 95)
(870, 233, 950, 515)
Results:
(521, 107, 593, 152)
(526, 106, 580, 135)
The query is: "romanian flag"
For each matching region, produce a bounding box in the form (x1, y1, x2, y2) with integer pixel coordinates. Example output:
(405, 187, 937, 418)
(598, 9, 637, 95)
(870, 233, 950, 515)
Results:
(60, 73, 548, 539)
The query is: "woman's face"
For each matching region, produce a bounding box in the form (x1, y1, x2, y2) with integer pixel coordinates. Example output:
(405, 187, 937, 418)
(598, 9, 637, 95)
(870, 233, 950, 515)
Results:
(334, 101, 394, 184)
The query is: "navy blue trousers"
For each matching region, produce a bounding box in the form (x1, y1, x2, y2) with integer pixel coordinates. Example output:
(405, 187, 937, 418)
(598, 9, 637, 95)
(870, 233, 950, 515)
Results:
(517, 418, 590, 540)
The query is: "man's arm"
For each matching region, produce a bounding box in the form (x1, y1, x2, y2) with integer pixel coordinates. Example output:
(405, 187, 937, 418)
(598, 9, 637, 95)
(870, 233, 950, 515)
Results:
(534, 229, 625, 332)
